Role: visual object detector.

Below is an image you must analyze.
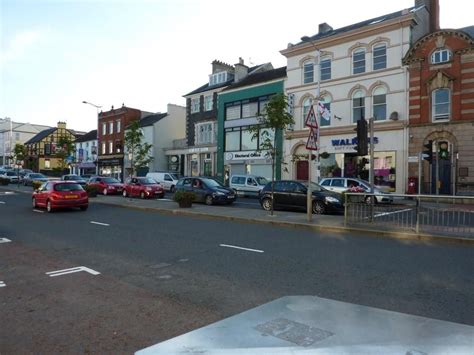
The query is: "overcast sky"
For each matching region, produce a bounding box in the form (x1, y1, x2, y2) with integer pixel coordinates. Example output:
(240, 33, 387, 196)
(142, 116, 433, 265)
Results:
(1, 0, 472, 132)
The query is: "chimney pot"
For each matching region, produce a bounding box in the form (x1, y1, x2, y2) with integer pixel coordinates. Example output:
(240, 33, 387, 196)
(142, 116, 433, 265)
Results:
(318, 23, 333, 34)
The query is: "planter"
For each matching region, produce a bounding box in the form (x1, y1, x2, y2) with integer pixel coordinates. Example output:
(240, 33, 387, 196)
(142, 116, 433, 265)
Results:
(178, 200, 192, 208)
(0, 178, 9, 186)
(173, 190, 196, 208)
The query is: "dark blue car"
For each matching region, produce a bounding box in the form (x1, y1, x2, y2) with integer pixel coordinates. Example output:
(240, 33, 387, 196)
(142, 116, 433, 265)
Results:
(175, 177, 237, 205)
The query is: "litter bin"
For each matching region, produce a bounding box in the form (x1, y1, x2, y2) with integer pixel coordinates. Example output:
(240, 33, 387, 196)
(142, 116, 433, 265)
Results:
(407, 176, 418, 194)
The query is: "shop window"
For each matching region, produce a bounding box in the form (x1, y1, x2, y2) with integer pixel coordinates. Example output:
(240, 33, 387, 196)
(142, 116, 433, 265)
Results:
(352, 90, 365, 123)
(372, 87, 387, 120)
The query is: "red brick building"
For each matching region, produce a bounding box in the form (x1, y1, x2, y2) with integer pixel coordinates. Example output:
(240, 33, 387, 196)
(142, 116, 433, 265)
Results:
(98, 104, 144, 180)
(403, 26, 474, 195)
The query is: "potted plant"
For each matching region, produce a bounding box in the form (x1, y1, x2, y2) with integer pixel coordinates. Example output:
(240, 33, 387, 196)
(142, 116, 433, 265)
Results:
(84, 184, 98, 197)
(0, 177, 9, 186)
(173, 190, 196, 208)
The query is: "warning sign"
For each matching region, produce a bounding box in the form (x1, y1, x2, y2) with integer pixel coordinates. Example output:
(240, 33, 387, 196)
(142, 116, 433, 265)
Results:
(306, 127, 318, 151)
(305, 105, 318, 128)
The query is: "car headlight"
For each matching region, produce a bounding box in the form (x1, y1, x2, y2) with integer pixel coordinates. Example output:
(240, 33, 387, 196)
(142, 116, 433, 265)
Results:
(325, 196, 340, 203)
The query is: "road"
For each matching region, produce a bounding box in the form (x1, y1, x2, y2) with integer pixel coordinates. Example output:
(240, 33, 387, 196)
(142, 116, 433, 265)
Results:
(1, 191, 473, 353)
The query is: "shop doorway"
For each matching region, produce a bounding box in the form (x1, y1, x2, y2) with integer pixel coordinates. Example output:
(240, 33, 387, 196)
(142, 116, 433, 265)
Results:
(431, 157, 451, 194)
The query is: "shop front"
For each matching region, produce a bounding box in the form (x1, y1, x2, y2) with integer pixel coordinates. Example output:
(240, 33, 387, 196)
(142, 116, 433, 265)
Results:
(224, 150, 273, 184)
(98, 157, 123, 181)
(165, 146, 216, 178)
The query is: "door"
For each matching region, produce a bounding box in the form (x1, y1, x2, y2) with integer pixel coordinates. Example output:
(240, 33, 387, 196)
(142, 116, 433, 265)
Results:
(163, 174, 173, 191)
(289, 182, 307, 209)
(246, 177, 259, 194)
(431, 159, 451, 194)
(192, 178, 206, 202)
(296, 161, 308, 180)
(329, 178, 346, 193)
(36, 182, 50, 206)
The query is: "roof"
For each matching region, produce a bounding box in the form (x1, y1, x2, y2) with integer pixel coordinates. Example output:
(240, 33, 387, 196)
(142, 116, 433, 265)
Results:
(24, 128, 56, 144)
(74, 129, 97, 143)
(460, 25, 474, 39)
(138, 113, 168, 127)
(297, 7, 415, 45)
(221, 66, 287, 92)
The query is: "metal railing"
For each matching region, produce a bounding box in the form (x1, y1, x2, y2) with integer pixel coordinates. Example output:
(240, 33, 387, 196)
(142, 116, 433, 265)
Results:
(344, 193, 474, 239)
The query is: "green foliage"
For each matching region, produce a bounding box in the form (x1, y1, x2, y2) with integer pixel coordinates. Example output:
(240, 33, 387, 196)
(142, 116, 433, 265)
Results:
(0, 177, 9, 185)
(173, 190, 196, 203)
(84, 184, 98, 197)
(55, 136, 76, 170)
(124, 121, 154, 177)
(32, 181, 44, 190)
(12, 143, 27, 164)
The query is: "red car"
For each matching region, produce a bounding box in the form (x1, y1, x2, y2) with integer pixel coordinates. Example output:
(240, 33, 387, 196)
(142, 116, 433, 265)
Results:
(87, 176, 124, 195)
(123, 177, 165, 199)
(32, 181, 88, 212)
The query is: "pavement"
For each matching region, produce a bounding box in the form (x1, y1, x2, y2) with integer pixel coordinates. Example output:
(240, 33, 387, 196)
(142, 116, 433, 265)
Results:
(2, 183, 473, 244)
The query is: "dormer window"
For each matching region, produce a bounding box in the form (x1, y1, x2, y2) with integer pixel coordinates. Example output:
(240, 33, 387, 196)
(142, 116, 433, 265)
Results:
(431, 49, 452, 64)
(209, 71, 233, 86)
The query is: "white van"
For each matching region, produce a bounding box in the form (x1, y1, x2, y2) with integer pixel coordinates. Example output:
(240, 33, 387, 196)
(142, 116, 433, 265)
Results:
(146, 172, 180, 192)
(230, 175, 268, 196)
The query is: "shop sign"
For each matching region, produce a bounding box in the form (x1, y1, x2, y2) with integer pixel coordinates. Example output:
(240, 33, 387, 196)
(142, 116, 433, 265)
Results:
(189, 147, 209, 153)
(99, 158, 122, 166)
(225, 151, 268, 161)
(331, 136, 379, 150)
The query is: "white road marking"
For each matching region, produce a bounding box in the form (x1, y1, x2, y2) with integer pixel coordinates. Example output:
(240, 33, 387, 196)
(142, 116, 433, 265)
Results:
(374, 208, 413, 218)
(0, 238, 12, 243)
(0, 281, 5, 287)
(90, 221, 110, 226)
(33, 209, 44, 213)
(156, 198, 173, 202)
(46, 266, 100, 277)
(220, 244, 264, 253)
(0, 201, 5, 204)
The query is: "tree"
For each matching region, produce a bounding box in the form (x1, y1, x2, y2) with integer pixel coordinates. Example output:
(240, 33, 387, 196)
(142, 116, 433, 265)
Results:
(12, 143, 26, 165)
(249, 93, 294, 215)
(124, 121, 153, 177)
(55, 136, 75, 173)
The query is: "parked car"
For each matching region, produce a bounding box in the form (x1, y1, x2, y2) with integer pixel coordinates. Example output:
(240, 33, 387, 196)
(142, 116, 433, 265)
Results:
(80, 174, 93, 180)
(61, 174, 87, 187)
(259, 180, 344, 215)
(23, 173, 49, 186)
(175, 177, 236, 205)
(87, 176, 124, 195)
(19, 169, 34, 178)
(32, 181, 88, 212)
(123, 177, 165, 199)
(146, 172, 180, 192)
(0, 170, 20, 183)
(229, 174, 268, 197)
(319, 177, 393, 204)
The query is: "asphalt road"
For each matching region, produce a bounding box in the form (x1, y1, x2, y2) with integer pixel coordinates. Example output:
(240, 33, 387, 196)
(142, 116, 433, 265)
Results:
(1, 191, 473, 353)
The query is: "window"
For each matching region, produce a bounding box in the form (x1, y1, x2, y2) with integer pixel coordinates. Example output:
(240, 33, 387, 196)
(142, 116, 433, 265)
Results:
(303, 61, 314, 84)
(102, 123, 107, 135)
(373, 87, 387, 120)
(352, 90, 365, 122)
(116, 120, 121, 133)
(320, 96, 331, 127)
(102, 142, 106, 154)
(108, 141, 113, 154)
(196, 123, 213, 145)
(15, 132, 20, 141)
(191, 98, 200, 113)
(259, 128, 275, 149)
(225, 130, 240, 151)
(204, 95, 213, 111)
(109, 121, 114, 134)
(320, 58, 331, 80)
(225, 103, 241, 120)
(45, 159, 50, 169)
(302, 98, 311, 127)
(209, 71, 231, 86)
(115, 140, 122, 153)
(432, 88, 450, 120)
(431, 49, 452, 64)
(258, 96, 269, 115)
(331, 179, 345, 187)
(353, 49, 366, 74)
(242, 101, 258, 118)
(373, 44, 387, 70)
(241, 129, 257, 151)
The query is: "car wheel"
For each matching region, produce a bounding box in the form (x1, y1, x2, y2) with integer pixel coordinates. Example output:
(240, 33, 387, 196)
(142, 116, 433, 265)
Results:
(312, 201, 325, 215)
(262, 198, 272, 211)
(32, 197, 37, 208)
(80, 205, 88, 211)
(103, 188, 108, 195)
(170, 185, 175, 193)
(46, 200, 53, 213)
(205, 195, 213, 206)
(158, 193, 164, 199)
(140, 191, 146, 199)
(122, 189, 127, 197)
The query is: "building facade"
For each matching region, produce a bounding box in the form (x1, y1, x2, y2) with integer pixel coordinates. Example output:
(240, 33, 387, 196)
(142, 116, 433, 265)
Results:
(73, 129, 98, 176)
(216, 66, 287, 183)
(280, 0, 438, 194)
(403, 26, 474, 195)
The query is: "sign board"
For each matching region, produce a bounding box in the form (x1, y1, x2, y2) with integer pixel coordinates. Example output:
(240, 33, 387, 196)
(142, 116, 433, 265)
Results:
(225, 151, 268, 161)
(306, 128, 318, 151)
(408, 155, 419, 163)
(305, 105, 318, 128)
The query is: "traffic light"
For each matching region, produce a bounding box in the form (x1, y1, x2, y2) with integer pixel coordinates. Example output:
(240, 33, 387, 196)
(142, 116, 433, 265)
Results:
(422, 140, 433, 163)
(356, 118, 368, 156)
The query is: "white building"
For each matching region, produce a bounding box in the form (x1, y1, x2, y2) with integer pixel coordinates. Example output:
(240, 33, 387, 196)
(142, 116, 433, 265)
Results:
(0, 118, 51, 166)
(280, 0, 438, 193)
(74, 129, 98, 176)
(124, 104, 185, 178)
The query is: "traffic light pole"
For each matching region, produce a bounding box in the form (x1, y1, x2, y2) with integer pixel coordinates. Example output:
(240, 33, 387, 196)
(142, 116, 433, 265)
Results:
(369, 117, 374, 194)
(435, 140, 439, 195)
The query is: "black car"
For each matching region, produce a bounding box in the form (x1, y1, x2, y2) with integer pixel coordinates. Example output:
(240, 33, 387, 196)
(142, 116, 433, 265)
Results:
(61, 174, 87, 187)
(175, 177, 236, 205)
(259, 180, 343, 214)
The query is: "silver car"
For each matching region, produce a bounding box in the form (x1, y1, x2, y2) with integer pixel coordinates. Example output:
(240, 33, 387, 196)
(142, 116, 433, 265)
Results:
(320, 177, 393, 203)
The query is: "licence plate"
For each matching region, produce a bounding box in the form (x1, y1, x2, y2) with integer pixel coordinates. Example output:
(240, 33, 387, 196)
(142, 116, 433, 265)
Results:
(227, 195, 234, 199)
(66, 195, 78, 199)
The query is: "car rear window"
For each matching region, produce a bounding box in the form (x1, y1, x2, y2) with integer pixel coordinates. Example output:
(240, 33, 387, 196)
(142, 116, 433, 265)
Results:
(54, 183, 84, 191)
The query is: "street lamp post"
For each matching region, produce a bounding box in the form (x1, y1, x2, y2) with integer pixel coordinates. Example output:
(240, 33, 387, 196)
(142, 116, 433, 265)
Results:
(301, 36, 321, 222)
(82, 100, 101, 175)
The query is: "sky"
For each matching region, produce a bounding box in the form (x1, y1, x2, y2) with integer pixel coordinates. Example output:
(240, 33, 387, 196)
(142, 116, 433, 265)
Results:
(1, 0, 472, 133)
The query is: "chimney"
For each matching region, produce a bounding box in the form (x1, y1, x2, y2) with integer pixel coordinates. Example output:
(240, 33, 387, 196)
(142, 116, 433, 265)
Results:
(415, 0, 440, 32)
(211, 59, 234, 74)
(318, 23, 333, 35)
(234, 57, 249, 83)
(57, 121, 66, 129)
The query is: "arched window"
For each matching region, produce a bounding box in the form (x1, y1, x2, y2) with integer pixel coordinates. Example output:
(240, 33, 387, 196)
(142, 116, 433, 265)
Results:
(302, 98, 312, 127)
(303, 60, 314, 84)
(373, 44, 387, 70)
(352, 90, 365, 123)
(319, 96, 331, 127)
(372, 87, 387, 120)
(431, 49, 452, 64)
(432, 88, 450, 120)
(353, 49, 366, 74)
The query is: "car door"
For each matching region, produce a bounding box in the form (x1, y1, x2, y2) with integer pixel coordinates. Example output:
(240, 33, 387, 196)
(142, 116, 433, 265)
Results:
(246, 177, 259, 194)
(271, 181, 289, 207)
(163, 174, 173, 191)
(289, 182, 307, 208)
(329, 178, 346, 193)
(192, 178, 206, 202)
(35, 182, 50, 206)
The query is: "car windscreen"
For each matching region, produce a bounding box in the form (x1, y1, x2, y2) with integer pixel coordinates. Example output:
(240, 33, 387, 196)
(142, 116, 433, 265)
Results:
(54, 183, 84, 191)
(202, 178, 224, 188)
(301, 181, 326, 192)
(102, 178, 120, 183)
(138, 178, 156, 185)
(256, 177, 268, 185)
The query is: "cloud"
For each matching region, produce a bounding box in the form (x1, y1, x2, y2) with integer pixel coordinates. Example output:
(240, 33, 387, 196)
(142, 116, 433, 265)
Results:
(0, 29, 44, 64)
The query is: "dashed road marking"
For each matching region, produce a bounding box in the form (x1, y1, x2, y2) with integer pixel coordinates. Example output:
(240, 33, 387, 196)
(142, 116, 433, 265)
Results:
(156, 198, 173, 202)
(0, 201, 5, 204)
(0, 238, 12, 243)
(0, 281, 6, 287)
(90, 221, 110, 226)
(33, 209, 44, 213)
(46, 266, 100, 277)
(220, 244, 264, 253)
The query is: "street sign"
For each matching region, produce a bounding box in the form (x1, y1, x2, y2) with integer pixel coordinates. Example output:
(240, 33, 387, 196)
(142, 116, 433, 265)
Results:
(305, 105, 318, 128)
(306, 127, 318, 151)
(408, 156, 419, 163)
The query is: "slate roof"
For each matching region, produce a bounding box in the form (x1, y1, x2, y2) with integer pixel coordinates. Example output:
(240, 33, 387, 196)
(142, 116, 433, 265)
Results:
(138, 113, 168, 127)
(221, 66, 287, 92)
(74, 129, 97, 143)
(24, 128, 56, 144)
(460, 25, 474, 39)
